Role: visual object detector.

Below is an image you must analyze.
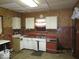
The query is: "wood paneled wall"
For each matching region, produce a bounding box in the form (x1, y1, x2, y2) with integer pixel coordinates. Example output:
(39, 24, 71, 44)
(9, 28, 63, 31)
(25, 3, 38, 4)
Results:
(0, 7, 73, 49)
(22, 9, 73, 27)
(72, 1, 79, 58)
(21, 9, 73, 49)
(75, 0, 79, 7)
(0, 7, 21, 40)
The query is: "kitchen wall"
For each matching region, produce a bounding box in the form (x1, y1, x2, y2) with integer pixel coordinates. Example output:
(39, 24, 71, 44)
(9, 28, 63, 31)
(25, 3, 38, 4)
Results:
(22, 9, 72, 27)
(21, 8, 73, 49)
(0, 7, 73, 49)
(0, 7, 21, 41)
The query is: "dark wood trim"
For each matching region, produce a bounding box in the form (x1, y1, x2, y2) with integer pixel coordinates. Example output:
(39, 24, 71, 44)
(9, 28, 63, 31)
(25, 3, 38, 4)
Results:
(72, 19, 77, 56)
(73, 0, 79, 9)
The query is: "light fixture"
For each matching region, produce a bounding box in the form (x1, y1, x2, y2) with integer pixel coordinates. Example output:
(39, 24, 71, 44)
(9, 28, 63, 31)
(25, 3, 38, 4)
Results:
(35, 22, 46, 27)
(35, 18, 46, 27)
(20, 0, 39, 7)
(36, 19, 45, 23)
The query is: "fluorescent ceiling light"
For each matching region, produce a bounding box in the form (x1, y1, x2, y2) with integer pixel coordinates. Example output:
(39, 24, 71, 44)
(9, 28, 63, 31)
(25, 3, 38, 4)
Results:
(20, 0, 38, 7)
(34, 0, 39, 4)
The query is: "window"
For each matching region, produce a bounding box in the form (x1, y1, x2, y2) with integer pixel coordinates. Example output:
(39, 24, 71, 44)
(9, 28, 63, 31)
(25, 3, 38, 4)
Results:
(0, 16, 3, 34)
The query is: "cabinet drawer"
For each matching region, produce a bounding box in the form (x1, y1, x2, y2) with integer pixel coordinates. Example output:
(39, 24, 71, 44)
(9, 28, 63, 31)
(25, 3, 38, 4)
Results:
(47, 43, 57, 49)
(46, 42, 57, 53)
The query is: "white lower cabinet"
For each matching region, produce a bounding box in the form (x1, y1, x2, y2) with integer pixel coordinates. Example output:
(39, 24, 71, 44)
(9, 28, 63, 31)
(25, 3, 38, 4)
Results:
(34, 38, 46, 51)
(20, 39, 23, 50)
(33, 38, 46, 51)
(28, 38, 33, 49)
(23, 38, 29, 49)
(26, 38, 29, 49)
(39, 41, 46, 51)
(21, 37, 46, 51)
(32, 38, 37, 51)
(22, 38, 26, 49)
(22, 38, 33, 49)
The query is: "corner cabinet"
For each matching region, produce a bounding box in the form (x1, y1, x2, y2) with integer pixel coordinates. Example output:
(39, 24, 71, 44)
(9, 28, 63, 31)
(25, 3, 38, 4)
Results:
(46, 16, 57, 29)
(22, 37, 46, 51)
(12, 17, 21, 29)
(25, 17, 35, 29)
(12, 38, 22, 52)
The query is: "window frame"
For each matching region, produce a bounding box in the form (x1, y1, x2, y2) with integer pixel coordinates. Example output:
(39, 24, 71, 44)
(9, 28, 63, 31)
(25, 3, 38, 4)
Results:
(0, 16, 3, 34)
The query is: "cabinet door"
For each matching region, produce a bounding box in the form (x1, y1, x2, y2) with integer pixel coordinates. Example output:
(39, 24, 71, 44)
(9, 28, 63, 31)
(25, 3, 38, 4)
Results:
(23, 38, 32, 49)
(20, 39, 23, 50)
(39, 41, 46, 51)
(12, 38, 20, 52)
(12, 17, 21, 29)
(26, 38, 30, 49)
(25, 17, 35, 29)
(32, 38, 37, 51)
(28, 38, 32, 49)
(22, 38, 27, 49)
(46, 16, 57, 29)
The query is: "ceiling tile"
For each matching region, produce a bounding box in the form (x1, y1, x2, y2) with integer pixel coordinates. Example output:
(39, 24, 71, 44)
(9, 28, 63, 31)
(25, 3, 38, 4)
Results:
(47, 0, 78, 10)
(0, 0, 78, 12)
(0, 0, 14, 4)
(0, 2, 26, 12)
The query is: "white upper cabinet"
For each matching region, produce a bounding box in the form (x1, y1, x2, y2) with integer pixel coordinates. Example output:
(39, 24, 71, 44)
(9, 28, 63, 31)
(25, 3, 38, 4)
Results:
(12, 17, 21, 29)
(46, 16, 57, 29)
(25, 17, 35, 29)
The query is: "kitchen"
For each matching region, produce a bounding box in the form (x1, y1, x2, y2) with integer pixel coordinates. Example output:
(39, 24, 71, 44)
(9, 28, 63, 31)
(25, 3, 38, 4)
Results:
(0, 0, 79, 59)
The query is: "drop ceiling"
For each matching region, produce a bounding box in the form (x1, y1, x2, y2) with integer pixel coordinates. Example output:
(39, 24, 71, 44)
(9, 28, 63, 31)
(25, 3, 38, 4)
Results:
(0, 0, 78, 12)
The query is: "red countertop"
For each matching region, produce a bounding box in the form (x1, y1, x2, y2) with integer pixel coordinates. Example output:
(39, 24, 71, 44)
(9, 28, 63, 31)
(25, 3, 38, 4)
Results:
(25, 31, 57, 39)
